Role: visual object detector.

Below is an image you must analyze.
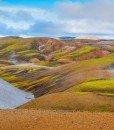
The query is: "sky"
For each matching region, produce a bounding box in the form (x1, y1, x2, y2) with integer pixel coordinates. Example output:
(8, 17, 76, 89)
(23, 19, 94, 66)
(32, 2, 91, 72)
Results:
(0, 0, 114, 39)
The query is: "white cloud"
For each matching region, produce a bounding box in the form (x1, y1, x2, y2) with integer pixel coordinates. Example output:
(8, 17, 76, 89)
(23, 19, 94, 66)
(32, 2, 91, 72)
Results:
(0, 6, 55, 30)
(0, 0, 114, 38)
(56, 0, 114, 21)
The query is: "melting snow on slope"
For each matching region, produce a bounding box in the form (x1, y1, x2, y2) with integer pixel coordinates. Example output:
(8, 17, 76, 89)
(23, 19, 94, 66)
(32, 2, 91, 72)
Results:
(0, 79, 34, 109)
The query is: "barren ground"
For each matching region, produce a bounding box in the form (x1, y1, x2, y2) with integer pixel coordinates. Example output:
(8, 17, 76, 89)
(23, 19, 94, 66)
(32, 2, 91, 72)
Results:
(0, 110, 114, 130)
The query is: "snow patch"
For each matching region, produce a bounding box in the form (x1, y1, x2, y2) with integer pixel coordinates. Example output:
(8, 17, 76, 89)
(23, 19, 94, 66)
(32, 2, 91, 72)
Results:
(0, 79, 34, 109)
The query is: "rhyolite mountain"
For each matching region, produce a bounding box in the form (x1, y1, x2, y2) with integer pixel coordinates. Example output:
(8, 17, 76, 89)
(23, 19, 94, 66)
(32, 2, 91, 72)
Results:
(0, 36, 114, 111)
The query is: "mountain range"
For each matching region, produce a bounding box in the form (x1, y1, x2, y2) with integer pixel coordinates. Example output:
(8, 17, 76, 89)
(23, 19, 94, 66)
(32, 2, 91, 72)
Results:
(0, 36, 114, 111)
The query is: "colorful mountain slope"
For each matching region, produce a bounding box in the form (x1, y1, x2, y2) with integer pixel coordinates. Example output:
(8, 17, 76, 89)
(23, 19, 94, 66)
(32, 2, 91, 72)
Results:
(0, 37, 114, 111)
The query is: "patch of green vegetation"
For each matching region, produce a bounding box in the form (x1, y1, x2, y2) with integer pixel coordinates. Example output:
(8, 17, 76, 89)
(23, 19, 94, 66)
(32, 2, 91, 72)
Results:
(69, 46, 95, 58)
(1, 42, 27, 54)
(69, 79, 114, 96)
(98, 93, 114, 97)
(51, 46, 95, 62)
(0, 69, 18, 82)
(0, 41, 16, 50)
(17, 52, 40, 60)
(67, 53, 114, 73)
(17, 50, 37, 55)
(53, 50, 64, 59)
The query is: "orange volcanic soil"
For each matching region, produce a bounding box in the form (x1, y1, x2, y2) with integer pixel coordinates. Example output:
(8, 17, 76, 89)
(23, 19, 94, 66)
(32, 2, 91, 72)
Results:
(0, 110, 114, 130)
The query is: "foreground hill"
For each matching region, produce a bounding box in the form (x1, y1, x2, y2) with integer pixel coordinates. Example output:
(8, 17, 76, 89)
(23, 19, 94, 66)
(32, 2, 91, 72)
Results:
(0, 110, 113, 130)
(21, 92, 114, 112)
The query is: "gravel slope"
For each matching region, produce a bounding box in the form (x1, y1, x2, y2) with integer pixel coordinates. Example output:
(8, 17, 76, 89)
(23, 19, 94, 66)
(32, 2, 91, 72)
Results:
(0, 110, 113, 130)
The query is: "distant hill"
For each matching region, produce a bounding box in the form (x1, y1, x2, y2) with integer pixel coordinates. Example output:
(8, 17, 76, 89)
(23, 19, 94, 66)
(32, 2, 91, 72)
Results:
(58, 36, 75, 40)
(76, 35, 100, 40)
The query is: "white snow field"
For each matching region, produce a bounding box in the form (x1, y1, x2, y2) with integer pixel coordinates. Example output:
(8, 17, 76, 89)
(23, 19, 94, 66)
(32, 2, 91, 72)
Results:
(0, 79, 34, 109)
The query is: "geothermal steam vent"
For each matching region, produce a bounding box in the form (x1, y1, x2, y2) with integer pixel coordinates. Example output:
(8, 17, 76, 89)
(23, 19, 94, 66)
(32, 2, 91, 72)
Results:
(0, 79, 34, 109)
